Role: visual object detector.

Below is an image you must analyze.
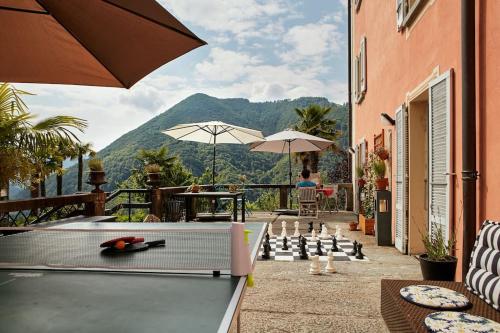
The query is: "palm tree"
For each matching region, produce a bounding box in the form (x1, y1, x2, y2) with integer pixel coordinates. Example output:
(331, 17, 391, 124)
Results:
(74, 142, 96, 192)
(0, 83, 87, 198)
(293, 104, 341, 173)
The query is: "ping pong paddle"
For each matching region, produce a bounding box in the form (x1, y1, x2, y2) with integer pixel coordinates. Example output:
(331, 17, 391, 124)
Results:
(101, 239, 165, 254)
(100, 237, 144, 248)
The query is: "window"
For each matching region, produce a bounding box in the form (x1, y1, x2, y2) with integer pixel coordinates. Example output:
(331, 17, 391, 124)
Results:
(397, 0, 427, 30)
(355, 36, 367, 104)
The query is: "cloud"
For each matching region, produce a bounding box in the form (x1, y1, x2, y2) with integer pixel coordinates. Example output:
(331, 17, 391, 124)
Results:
(195, 48, 261, 82)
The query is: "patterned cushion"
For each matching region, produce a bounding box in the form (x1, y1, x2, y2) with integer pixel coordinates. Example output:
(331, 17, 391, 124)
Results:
(465, 220, 500, 310)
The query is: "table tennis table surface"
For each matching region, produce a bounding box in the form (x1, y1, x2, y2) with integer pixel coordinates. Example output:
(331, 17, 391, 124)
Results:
(0, 222, 267, 333)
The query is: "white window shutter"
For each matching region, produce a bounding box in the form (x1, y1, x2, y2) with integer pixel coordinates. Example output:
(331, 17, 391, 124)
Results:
(428, 72, 451, 241)
(361, 37, 367, 93)
(395, 105, 408, 254)
(396, 0, 404, 30)
(354, 55, 359, 101)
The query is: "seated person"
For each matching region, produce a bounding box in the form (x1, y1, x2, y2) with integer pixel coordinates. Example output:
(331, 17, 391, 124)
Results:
(296, 169, 317, 188)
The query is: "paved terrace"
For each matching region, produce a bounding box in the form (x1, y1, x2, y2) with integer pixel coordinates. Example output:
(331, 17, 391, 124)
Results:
(237, 212, 422, 333)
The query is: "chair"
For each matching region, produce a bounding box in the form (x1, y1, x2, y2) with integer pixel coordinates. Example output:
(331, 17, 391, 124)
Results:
(320, 184, 338, 214)
(298, 187, 319, 218)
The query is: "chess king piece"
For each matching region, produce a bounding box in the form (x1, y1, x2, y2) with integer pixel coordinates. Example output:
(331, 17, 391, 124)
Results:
(299, 237, 309, 260)
(309, 255, 321, 275)
(320, 224, 329, 239)
(281, 220, 287, 237)
(324, 251, 336, 273)
(331, 236, 339, 252)
(311, 229, 317, 241)
(261, 240, 271, 260)
(355, 243, 365, 260)
(308, 222, 314, 233)
(282, 236, 289, 250)
(293, 221, 300, 237)
(315, 240, 324, 256)
(267, 223, 274, 237)
(349, 240, 358, 256)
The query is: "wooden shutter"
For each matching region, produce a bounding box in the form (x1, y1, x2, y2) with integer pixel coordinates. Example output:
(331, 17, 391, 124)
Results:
(360, 37, 367, 93)
(396, 0, 405, 30)
(428, 72, 451, 241)
(395, 105, 408, 253)
(354, 55, 359, 101)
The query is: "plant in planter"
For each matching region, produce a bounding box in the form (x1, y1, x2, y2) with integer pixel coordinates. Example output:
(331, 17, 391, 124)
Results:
(87, 158, 106, 192)
(349, 221, 358, 231)
(144, 163, 161, 185)
(356, 166, 366, 187)
(375, 147, 390, 161)
(372, 159, 388, 190)
(360, 153, 377, 235)
(188, 183, 200, 193)
(419, 223, 457, 281)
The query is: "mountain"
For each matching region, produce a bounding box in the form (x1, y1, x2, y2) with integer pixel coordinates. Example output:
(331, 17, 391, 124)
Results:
(48, 93, 348, 194)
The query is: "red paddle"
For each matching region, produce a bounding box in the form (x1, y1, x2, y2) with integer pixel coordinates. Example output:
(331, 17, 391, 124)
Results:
(100, 237, 144, 248)
(100, 240, 165, 254)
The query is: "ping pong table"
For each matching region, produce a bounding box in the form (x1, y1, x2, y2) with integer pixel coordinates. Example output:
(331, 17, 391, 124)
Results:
(0, 221, 266, 333)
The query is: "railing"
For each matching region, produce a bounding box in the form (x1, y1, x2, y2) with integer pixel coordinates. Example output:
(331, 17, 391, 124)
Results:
(105, 189, 151, 222)
(0, 193, 97, 226)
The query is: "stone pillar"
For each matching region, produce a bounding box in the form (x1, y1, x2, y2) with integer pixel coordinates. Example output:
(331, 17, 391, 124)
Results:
(85, 192, 106, 216)
(279, 186, 288, 209)
(150, 188, 162, 219)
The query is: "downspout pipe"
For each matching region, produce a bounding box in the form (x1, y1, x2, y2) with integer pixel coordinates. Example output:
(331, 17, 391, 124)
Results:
(347, 0, 352, 179)
(461, 0, 477, 281)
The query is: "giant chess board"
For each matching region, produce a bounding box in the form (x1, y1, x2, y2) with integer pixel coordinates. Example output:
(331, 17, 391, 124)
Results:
(258, 234, 369, 262)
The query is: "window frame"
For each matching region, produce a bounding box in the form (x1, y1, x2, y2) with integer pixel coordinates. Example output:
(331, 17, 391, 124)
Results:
(397, 0, 428, 31)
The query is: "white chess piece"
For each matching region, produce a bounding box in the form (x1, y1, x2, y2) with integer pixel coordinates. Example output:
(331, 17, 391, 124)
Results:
(281, 220, 287, 237)
(293, 221, 300, 237)
(309, 255, 321, 275)
(320, 224, 329, 239)
(311, 229, 317, 241)
(267, 223, 274, 237)
(325, 252, 336, 273)
(335, 226, 342, 239)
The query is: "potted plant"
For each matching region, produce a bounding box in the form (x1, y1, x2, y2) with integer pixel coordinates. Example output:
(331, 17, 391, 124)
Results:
(189, 183, 200, 193)
(87, 158, 105, 185)
(228, 184, 238, 193)
(372, 160, 388, 190)
(356, 166, 366, 187)
(419, 223, 457, 281)
(375, 147, 390, 161)
(349, 221, 358, 231)
(145, 163, 161, 184)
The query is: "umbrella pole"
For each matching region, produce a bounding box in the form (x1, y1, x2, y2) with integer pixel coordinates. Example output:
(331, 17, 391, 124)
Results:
(288, 141, 292, 209)
(212, 139, 216, 188)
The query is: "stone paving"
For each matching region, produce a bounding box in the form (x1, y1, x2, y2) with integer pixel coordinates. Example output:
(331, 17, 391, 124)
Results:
(235, 211, 422, 333)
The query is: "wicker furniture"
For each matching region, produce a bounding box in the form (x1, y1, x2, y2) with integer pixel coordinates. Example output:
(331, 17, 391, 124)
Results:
(381, 279, 500, 333)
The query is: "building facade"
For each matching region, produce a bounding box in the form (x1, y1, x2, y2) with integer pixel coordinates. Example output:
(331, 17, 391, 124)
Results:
(350, 0, 500, 279)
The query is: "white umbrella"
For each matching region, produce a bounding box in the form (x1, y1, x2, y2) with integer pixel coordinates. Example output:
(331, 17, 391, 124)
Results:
(163, 121, 264, 186)
(250, 129, 333, 208)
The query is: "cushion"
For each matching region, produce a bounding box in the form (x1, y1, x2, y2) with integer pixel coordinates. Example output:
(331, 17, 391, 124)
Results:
(399, 285, 470, 310)
(424, 311, 500, 333)
(465, 220, 500, 310)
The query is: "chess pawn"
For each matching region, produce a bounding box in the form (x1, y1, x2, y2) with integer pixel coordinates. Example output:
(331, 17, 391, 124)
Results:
(261, 241, 271, 260)
(282, 236, 289, 250)
(311, 229, 317, 241)
(293, 221, 300, 237)
(315, 240, 324, 256)
(335, 226, 341, 239)
(320, 224, 329, 239)
(309, 255, 321, 275)
(308, 221, 314, 233)
(267, 223, 274, 237)
(324, 252, 336, 273)
(349, 241, 358, 256)
(281, 221, 287, 237)
(355, 243, 365, 260)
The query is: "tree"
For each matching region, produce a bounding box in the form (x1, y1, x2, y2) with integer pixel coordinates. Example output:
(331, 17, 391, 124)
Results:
(0, 83, 87, 198)
(293, 104, 341, 173)
(73, 142, 96, 192)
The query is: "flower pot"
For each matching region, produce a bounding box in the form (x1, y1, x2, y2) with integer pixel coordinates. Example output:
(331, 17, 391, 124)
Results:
(228, 185, 238, 193)
(375, 178, 388, 190)
(146, 173, 161, 187)
(377, 150, 389, 161)
(418, 254, 457, 281)
(349, 222, 358, 231)
(359, 214, 375, 235)
(87, 171, 106, 185)
(191, 185, 200, 193)
(358, 179, 366, 188)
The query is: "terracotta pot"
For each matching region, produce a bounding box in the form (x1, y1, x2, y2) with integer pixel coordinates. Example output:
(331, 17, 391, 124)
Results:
(349, 222, 358, 231)
(88, 171, 106, 185)
(191, 185, 200, 193)
(419, 254, 457, 281)
(147, 172, 161, 183)
(359, 214, 375, 235)
(375, 178, 388, 190)
(358, 179, 366, 187)
(377, 150, 389, 161)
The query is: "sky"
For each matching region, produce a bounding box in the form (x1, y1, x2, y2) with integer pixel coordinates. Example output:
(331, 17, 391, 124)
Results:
(17, 0, 348, 151)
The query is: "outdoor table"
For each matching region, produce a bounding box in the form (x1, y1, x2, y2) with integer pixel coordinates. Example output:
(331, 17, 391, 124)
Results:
(176, 191, 245, 222)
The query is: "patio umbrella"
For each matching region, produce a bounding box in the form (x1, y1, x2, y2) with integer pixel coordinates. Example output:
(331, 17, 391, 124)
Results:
(250, 129, 333, 208)
(163, 121, 264, 186)
(0, 0, 205, 88)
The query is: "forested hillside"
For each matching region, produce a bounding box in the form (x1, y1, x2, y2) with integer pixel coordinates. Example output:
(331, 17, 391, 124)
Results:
(48, 93, 348, 194)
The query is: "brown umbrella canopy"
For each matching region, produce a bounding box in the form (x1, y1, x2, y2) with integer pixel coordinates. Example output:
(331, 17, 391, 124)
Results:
(0, 0, 206, 88)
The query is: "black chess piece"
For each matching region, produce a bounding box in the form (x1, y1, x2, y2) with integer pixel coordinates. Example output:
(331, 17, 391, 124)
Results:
(331, 236, 339, 252)
(282, 236, 289, 250)
(299, 237, 308, 260)
(355, 243, 364, 260)
(265, 233, 270, 242)
(319, 222, 324, 233)
(261, 240, 271, 260)
(315, 240, 324, 256)
(349, 240, 358, 256)
(308, 222, 314, 233)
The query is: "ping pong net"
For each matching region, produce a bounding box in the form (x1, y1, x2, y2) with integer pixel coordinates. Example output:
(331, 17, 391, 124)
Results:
(0, 227, 234, 274)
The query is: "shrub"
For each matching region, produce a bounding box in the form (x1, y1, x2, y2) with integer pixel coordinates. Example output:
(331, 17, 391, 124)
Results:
(88, 158, 104, 172)
(421, 223, 455, 261)
(355, 166, 365, 178)
(372, 160, 386, 179)
(144, 163, 161, 173)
